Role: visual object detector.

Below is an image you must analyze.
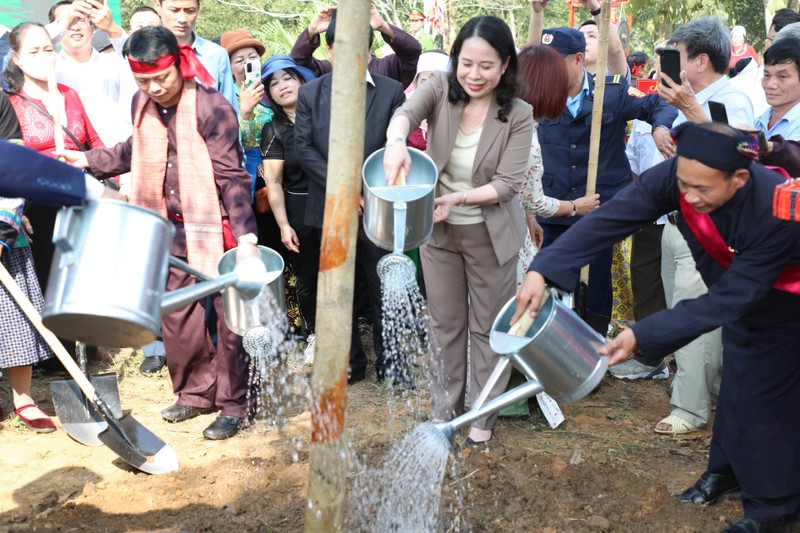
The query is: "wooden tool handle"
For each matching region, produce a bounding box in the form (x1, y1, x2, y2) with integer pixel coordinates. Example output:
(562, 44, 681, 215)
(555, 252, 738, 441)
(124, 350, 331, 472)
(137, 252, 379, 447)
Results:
(0, 262, 97, 397)
(508, 289, 550, 337)
(47, 60, 66, 157)
(394, 166, 406, 187)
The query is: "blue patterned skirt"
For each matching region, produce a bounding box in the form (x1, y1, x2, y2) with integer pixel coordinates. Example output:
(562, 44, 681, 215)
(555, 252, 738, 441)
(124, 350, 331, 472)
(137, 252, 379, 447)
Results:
(0, 246, 53, 368)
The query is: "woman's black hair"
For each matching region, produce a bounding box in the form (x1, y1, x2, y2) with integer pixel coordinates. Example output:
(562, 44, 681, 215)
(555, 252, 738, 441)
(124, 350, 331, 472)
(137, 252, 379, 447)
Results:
(447, 15, 518, 122)
(265, 68, 306, 126)
(122, 25, 180, 68)
(4, 22, 48, 94)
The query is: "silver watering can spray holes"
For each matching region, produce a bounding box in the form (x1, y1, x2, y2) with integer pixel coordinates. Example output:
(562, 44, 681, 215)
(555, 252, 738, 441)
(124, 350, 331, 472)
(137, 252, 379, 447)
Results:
(41, 200, 281, 348)
(428, 288, 609, 446)
(377, 252, 417, 290)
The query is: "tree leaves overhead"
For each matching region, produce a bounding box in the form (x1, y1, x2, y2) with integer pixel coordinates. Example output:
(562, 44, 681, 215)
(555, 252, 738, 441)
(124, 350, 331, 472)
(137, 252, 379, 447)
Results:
(119, 0, 775, 59)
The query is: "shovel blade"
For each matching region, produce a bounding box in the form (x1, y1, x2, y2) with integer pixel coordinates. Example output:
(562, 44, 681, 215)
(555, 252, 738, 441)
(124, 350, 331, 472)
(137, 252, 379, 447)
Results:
(51, 373, 121, 446)
(98, 412, 179, 475)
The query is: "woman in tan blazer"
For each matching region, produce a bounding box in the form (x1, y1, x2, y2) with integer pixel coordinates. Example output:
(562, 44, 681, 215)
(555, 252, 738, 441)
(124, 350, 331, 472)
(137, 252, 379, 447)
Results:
(383, 15, 533, 445)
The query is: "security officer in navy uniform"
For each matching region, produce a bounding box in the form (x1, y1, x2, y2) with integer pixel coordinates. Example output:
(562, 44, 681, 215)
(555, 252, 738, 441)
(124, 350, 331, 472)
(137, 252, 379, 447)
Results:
(536, 27, 677, 334)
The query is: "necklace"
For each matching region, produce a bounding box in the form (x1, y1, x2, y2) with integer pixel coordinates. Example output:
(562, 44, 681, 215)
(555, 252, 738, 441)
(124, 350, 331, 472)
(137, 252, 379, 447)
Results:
(461, 103, 488, 133)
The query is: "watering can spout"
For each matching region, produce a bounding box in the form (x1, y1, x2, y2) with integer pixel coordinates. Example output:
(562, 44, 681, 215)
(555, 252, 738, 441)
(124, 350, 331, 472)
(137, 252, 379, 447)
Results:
(428, 379, 546, 449)
(160, 256, 270, 315)
(431, 421, 456, 445)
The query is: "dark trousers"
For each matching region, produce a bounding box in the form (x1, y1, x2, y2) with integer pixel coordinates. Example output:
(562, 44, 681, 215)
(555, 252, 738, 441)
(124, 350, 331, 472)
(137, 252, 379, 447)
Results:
(286, 192, 319, 333)
(631, 223, 666, 322)
(161, 263, 249, 418)
(540, 222, 612, 335)
(307, 222, 388, 374)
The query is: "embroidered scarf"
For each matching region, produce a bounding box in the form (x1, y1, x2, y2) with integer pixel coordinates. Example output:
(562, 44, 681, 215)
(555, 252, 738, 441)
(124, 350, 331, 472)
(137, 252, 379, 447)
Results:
(678, 193, 800, 295)
(130, 80, 223, 275)
(0, 198, 28, 248)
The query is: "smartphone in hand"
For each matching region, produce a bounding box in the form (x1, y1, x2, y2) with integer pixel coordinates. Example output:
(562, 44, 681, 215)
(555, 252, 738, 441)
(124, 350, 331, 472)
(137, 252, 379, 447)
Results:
(658, 48, 681, 88)
(244, 59, 260, 88)
(708, 101, 729, 124)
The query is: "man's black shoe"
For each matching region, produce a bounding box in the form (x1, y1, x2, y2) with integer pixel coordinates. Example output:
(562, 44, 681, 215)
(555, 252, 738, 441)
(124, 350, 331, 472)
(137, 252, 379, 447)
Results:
(723, 518, 787, 533)
(203, 416, 241, 440)
(677, 471, 741, 505)
(139, 356, 166, 374)
(348, 368, 366, 385)
(161, 403, 212, 422)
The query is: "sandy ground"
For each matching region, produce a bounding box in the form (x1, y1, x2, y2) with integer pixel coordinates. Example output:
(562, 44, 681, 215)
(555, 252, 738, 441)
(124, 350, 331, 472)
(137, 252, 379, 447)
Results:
(0, 337, 747, 533)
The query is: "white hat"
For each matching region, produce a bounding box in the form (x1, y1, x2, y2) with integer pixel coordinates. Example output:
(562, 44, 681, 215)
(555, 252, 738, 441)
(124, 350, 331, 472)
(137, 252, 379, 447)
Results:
(731, 25, 746, 38)
(416, 51, 450, 75)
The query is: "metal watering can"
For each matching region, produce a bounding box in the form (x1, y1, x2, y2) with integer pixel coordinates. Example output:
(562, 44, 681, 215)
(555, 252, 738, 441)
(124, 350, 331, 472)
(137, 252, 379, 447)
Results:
(362, 146, 438, 286)
(429, 289, 609, 445)
(42, 200, 276, 348)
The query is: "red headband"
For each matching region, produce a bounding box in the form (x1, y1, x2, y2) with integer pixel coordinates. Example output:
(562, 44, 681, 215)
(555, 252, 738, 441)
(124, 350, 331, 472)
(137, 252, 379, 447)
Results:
(127, 45, 215, 89)
(128, 53, 177, 75)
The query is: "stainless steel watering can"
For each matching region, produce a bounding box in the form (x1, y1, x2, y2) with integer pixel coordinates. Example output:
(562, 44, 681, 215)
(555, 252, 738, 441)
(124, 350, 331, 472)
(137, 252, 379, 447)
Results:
(363, 146, 438, 285)
(42, 200, 274, 347)
(431, 289, 609, 445)
(362, 146, 438, 253)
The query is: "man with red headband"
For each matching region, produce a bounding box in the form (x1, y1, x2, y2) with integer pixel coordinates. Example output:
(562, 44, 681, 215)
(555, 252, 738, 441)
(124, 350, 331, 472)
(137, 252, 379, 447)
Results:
(60, 26, 258, 441)
(514, 122, 800, 533)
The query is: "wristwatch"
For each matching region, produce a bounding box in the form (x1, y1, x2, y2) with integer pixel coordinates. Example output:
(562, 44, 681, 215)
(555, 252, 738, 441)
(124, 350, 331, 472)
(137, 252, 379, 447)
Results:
(569, 201, 577, 217)
(237, 233, 258, 247)
(385, 136, 406, 148)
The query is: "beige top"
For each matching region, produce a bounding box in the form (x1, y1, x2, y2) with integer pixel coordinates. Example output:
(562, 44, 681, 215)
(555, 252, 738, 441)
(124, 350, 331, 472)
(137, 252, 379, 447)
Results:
(392, 71, 533, 264)
(440, 125, 483, 224)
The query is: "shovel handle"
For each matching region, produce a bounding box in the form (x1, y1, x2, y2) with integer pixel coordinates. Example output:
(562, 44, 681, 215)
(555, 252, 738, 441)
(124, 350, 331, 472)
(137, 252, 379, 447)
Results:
(0, 262, 98, 399)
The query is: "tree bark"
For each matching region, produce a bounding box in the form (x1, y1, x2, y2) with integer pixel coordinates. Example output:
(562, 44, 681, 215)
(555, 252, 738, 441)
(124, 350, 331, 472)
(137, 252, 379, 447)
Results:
(303, 0, 370, 531)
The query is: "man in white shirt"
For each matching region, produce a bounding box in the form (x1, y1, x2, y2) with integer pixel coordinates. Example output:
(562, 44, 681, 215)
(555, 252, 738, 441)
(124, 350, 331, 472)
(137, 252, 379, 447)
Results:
(154, 0, 238, 113)
(730, 9, 800, 118)
(49, 0, 137, 147)
(755, 34, 800, 144)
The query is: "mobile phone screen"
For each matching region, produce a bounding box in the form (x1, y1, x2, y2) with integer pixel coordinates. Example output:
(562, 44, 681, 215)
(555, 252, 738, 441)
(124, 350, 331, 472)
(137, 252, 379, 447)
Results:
(708, 101, 729, 124)
(658, 48, 681, 87)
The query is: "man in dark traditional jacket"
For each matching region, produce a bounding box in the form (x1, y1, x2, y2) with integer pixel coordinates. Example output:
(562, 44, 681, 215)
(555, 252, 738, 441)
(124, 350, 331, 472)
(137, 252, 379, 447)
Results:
(514, 122, 800, 533)
(61, 27, 258, 441)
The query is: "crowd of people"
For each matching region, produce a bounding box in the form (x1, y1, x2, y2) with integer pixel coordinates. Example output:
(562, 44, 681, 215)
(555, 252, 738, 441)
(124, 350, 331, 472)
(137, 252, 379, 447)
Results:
(1, 0, 799, 531)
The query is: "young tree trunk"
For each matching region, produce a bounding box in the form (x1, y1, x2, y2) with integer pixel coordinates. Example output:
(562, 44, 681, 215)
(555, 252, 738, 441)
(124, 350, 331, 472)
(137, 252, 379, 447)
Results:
(303, 0, 370, 530)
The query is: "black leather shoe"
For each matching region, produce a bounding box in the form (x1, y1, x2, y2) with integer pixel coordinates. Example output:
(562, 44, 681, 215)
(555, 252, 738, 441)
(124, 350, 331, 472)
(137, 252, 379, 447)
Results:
(677, 471, 740, 505)
(160, 403, 212, 422)
(723, 518, 787, 533)
(203, 416, 241, 440)
(348, 368, 366, 385)
(139, 356, 166, 375)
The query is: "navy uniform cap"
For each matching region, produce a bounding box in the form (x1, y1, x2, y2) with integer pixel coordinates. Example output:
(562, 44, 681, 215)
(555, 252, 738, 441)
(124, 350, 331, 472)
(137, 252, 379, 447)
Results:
(541, 27, 586, 56)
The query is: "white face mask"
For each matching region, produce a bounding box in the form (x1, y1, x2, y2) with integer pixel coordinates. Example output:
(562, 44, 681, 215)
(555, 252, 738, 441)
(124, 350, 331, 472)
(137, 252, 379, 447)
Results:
(17, 54, 54, 82)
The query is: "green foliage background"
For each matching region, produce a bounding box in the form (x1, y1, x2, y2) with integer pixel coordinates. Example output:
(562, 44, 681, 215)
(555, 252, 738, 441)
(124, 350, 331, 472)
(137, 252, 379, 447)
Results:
(120, 0, 786, 60)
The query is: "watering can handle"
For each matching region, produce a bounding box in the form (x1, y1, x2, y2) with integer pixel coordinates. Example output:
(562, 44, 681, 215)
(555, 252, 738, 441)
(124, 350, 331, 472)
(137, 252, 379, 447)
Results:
(52, 206, 75, 253)
(394, 167, 406, 187)
(508, 289, 550, 336)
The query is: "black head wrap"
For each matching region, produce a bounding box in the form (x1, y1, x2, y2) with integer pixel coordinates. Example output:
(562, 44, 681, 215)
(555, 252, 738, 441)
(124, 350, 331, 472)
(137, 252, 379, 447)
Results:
(672, 122, 759, 170)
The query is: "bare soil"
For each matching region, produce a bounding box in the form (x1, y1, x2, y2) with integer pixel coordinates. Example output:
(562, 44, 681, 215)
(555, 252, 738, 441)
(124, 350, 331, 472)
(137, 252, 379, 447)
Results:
(0, 338, 743, 533)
